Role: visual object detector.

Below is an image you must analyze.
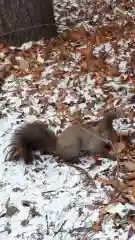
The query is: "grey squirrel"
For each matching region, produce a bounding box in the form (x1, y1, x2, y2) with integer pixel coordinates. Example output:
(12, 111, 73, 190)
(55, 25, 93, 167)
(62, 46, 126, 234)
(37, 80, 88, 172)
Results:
(5, 109, 121, 164)
(56, 110, 119, 161)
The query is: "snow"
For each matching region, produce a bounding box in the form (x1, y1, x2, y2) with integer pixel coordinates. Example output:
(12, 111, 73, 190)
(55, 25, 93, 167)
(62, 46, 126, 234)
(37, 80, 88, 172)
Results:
(0, 0, 135, 239)
(0, 109, 124, 239)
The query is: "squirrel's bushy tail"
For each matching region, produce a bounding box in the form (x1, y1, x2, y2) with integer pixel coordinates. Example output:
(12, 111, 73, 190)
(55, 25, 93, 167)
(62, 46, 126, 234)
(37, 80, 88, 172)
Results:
(4, 121, 57, 164)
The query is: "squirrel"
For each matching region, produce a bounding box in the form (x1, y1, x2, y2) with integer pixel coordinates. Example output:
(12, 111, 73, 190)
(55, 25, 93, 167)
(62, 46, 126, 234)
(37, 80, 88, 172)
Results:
(5, 121, 57, 164)
(56, 110, 119, 161)
(5, 109, 121, 164)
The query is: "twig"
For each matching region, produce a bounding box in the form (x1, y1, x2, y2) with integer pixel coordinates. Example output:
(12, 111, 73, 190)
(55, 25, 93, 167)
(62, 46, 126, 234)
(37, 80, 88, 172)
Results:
(65, 162, 96, 188)
(53, 220, 67, 237)
(46, 215, 49, 235)
(69, 226, 92, 234)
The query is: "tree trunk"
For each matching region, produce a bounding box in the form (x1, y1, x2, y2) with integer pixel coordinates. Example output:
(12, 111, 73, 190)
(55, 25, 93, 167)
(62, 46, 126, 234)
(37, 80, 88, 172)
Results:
(0, 0, 57, 47)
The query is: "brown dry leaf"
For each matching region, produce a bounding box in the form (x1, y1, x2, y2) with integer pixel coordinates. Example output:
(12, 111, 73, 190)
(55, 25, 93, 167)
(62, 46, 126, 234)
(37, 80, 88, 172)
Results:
(12, 70, 26, 78)
(19, 59, 29, 70)
(39, 84, 51, 92)
(131, 222, 135, 231)
(125, 194, 135, 204)
(88, 60, 99, 72)
(130, 87, 135, 94)
(60, 46, 70, 61)
(123, 161, 135, 171)
(92, 221, 102, 233)
(56, 102, 68, 113)
(42, 47, 52, 61)
(95, 36, 102, 45)
(95, 58, 106, 70)
(75, 45, 93, 62)
(31, 65, 44, 81)
(81, 60, 89, 72)
(67, 27, 87, 41)
(83, 46, 93, 62)
(112, 42, 119, 55)
(96, 177, 116, 185)
(33, 65, 44, 73)
(96, 178, 127, 191)
(132, 187, 135, 200)
(32, 70, 42, 81)
(125, 172, 135, 180)
(91, 31, 96, 45)
(0, 66, 5, 80)
(99, 25, 111, 37)
(99, 206, 106, 219)
(103, 69, 120, 77)
(131, 76, 135, 86)
(127, 107, 134, 114)
(128, 180, 135, 186)
(113, 142, 126, 154)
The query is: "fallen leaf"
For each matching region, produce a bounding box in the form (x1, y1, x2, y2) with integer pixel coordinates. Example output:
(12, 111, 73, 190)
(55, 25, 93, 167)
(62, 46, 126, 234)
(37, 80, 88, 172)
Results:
(113, 142, 126, 154)
(81, 60, 89, 72)
(95, 57, 106, 70)
(130, 87, 135, 94)
(124, 194, 135, 204)
(12, 70, 27, 78)
(42, 46, 52, 61)
(60, 46, 70, 61)
(131, 222, 135, 232)
(104, 69, 120, 77)
(131, 222, 135, 231)
(91, 31, 96, 45)
(31, 67, 43, 81)
(19, 59, 29, 70)
(0, 66, 5, 80)
(123, 161, 135, 171)
(92, 221, 102, 232)
(125, 172, 135, 180)
(67, 27, 87, 41)
(132, 187, 135, 200)
(128, 180, 135, 186)
(6, 205, 19, 217)
(99, 206, 106, 219)
(96, 178, 127, 191)
(21, 219, 29, 226)
(56, 102, 68, 113)
(96, 177, 116, 185)
(75, 45, 92, 62)
(37, 54, 44, 64)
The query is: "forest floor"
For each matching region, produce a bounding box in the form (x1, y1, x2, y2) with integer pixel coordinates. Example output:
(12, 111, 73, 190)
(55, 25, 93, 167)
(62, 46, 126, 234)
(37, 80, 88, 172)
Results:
(0, 0, 135, 239)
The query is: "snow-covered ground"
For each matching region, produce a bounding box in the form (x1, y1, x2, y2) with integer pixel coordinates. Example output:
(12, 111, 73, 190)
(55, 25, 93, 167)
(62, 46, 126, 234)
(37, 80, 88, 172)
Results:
(0, 0, 135, 239)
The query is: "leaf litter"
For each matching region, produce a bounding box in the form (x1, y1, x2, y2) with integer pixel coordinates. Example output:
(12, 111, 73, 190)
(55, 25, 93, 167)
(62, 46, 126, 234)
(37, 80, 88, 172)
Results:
(1, 0, 135, 239)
